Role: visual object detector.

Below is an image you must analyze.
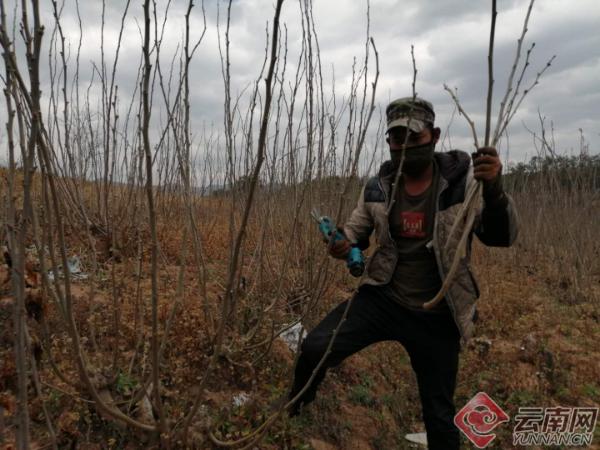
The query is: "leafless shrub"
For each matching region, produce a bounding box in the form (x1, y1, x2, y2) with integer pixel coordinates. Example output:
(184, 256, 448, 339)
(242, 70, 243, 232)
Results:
(0, 0, 383, 447)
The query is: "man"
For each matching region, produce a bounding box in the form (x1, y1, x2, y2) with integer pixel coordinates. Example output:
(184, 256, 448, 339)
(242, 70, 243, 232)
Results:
(288, 97, 519, 449)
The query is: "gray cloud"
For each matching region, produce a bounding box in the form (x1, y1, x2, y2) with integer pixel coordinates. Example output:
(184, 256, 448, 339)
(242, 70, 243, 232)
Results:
(1, 0, 598, 169)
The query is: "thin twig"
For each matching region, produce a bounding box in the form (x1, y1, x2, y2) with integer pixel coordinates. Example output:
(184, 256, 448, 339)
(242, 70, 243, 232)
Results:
(492, 0, 534, 144)
(484, 0, 497, 147)
(443, 84, 479, 149)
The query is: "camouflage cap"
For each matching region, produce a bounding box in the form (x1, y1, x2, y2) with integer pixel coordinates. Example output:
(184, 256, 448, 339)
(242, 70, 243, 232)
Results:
(386, 97, 435, 133)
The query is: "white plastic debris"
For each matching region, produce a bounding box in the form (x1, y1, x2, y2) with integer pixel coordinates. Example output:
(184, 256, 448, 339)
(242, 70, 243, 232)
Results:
(280, 322, 305, 353)
(136, 382, 154, 423)
(405, 432, 428, 447)
(232, 392, 250, 408)
(67, 256, 88, 279)
(48, 256, 88, 281)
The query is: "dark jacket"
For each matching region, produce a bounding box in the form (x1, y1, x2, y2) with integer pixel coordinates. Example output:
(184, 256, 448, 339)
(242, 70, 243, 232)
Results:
(343, 150, 519, 345)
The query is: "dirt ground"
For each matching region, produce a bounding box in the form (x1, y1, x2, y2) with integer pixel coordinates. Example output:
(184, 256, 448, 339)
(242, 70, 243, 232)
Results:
(1, 195, 599, 449)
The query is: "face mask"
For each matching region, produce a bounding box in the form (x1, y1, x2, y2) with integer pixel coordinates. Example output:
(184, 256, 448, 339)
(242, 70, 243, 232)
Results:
(390, 141, 435, 176)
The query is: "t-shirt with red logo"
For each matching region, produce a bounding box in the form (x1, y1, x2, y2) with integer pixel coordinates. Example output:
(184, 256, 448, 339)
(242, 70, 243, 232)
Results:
(383, 163, 448, 313)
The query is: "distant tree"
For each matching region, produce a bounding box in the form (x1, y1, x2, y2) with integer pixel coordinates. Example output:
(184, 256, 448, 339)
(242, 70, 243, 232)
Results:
(504, 153, 600, 193)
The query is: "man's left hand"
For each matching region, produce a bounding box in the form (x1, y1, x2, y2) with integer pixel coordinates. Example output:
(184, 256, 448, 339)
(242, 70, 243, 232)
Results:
(472, 147, 502, 183)
(472, 147, 507, 207)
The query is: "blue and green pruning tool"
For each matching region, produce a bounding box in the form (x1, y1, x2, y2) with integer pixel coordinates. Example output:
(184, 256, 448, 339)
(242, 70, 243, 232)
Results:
(311, 209, 365, 278)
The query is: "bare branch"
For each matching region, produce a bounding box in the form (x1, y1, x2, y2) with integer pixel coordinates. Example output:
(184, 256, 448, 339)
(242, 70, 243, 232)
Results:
(443, 84, 479, 149)
(484, 0, 497, 146)
(492, 0, 535, 144)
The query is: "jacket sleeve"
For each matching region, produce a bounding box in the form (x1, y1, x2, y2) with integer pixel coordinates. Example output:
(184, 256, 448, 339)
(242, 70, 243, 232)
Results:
(343, 184, 374, 250)
(474, 192, 519, 247)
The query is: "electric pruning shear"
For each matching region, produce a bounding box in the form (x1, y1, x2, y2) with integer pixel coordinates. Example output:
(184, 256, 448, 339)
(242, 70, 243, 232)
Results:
(311, 209, 365, 277)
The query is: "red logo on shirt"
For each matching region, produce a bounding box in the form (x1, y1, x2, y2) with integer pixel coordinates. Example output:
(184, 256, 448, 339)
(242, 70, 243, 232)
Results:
(400, 211, 426, 238)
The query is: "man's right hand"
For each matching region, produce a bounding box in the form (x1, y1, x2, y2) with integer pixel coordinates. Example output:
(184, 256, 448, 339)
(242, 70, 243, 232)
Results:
(328, 239, 351, 259)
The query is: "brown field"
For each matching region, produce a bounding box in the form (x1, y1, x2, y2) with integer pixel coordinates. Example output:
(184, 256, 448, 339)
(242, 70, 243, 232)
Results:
(1, 1, 598, 447)
(1, 164, 599, 449)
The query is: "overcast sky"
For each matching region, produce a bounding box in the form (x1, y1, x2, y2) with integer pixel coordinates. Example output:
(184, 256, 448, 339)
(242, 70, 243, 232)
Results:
(1, 0, 599, 170)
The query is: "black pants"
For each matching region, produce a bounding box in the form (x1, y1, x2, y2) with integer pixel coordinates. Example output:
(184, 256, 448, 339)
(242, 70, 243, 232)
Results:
(289, 285, 461, 450)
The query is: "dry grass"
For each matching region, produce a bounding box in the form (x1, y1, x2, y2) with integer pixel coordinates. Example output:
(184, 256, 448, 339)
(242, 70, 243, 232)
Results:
(2, 165, 599, 448)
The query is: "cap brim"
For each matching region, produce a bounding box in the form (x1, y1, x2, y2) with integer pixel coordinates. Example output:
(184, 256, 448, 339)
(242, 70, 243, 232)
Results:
(387, 117, 426, 133)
